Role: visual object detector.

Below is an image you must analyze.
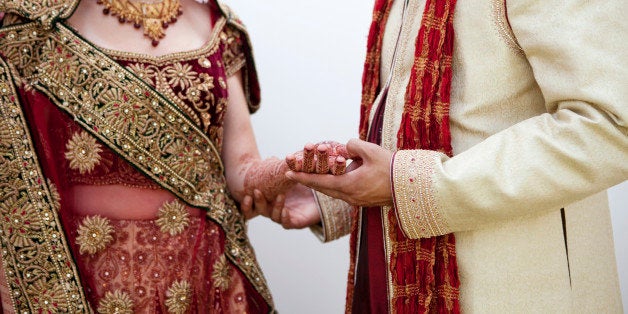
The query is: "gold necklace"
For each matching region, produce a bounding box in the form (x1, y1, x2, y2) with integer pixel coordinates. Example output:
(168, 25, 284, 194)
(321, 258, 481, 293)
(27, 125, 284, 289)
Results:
(97, 0, 182, 46)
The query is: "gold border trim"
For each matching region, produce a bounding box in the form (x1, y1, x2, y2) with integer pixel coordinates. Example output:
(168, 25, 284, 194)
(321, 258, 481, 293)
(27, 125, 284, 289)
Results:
(0, 0, 80, 28)
(0, 57, 90, 313)
(392, 150, 450, 238)
(491, 0, 524, 55)
(312, 191, 354, 242)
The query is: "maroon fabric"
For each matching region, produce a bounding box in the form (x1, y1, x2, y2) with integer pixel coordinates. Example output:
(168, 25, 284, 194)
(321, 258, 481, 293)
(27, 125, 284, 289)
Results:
(351, 87, 389, 313)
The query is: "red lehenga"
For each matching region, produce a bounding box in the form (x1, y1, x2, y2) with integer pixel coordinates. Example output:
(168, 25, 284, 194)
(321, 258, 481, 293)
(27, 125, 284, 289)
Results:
(0, 1, 272, 313)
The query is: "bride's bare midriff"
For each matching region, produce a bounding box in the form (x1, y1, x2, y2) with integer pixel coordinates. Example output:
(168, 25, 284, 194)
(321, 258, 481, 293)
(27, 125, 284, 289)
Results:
(69, 185, 205, 220)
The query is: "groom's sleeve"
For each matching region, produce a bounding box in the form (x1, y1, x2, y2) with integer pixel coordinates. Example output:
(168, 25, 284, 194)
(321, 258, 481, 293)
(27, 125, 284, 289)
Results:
(310, 191, 355, 242)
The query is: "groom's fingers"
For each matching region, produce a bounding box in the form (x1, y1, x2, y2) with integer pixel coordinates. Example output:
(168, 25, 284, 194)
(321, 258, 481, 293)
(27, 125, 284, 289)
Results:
(285, 171, 344, 195)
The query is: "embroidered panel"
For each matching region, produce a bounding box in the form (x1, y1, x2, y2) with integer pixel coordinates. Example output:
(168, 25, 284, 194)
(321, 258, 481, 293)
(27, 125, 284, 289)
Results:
(313, 191, 355, 242)
(0, 22, 272, 307)
(392, 150, 449, 238)
(0, 58, 90, 313)
(0, 0, 80, 28)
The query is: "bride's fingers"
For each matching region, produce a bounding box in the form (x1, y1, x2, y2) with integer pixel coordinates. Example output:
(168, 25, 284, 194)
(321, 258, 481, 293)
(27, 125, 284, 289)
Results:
(316, 145, 329, 174)
(286, 154, 298, 171)
(303, 143, 316, 173)
(241, 195, 256, 220)
(253, 189, 270, 217)
(270, 194, 285, 223)
(331, 156, 347, 175)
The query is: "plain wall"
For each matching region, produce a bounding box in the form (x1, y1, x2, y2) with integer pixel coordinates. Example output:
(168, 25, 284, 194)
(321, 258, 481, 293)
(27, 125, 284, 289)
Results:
(223, 1, 628, 312)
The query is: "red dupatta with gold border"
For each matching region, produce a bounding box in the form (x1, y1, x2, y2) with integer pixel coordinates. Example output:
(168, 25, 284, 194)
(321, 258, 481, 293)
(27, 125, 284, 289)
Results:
(349, 0, 460, 312)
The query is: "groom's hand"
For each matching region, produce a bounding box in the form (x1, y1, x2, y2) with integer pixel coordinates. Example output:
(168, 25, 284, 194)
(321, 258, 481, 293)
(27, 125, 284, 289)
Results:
(286, 139, 393, 207)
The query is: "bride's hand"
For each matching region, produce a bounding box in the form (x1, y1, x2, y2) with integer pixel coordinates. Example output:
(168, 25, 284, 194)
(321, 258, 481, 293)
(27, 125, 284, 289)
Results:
(285, 141, 349, 175)
(240, 184, 321, 229)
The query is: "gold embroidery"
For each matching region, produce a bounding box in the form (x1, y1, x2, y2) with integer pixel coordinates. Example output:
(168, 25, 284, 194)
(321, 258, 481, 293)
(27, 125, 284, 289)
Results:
(491, 0, 524, 55)
(125, 60, 223, 134)
(198, 57, 212, 68)
(156, 200, 190, 236)
(211, 255, 231, 291)
(220, 26, 246, 77)
(0, 22, 273, 308)
(0, 0, 80, 28)
(26, 279, 70, 312)
(47, 179, 61, 211)
(165, 62, 197, 90)
(97, 290, 134, 314)
(312, 191, 355, 242)
(0, 58, 90, 312)
(76, 216, 115, 255)
(65, 131, 104, 174)
(0, 195, 42, 247)
(392, 150, 449, 238)
(165, 280, 191, 314)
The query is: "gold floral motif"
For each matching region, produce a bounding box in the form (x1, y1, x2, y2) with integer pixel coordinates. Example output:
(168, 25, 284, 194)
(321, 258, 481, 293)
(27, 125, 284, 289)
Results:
(47, 179, 61, 211)
(156, 200, 190, 236)
(26, 279, 70, 312)
(65, 131, 103, 174)
(97, 290, 134, 314)
(76, 215, 115, 255)
(211, 255, 232, 291)
(99, 88, 151, 135)
(0, 195, 43, 247)
(165, 139, 210, 181)
(165, 62, 198, 89)
(165, 280, 192, 314)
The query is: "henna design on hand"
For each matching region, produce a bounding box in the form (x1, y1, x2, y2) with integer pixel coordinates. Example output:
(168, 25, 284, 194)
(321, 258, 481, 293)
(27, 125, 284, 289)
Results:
(243, 157, 295, 202)
(286, 141, 349, 175)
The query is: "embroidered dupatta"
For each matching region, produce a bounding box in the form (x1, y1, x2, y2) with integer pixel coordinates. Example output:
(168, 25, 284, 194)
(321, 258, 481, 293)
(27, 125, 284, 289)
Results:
(0, 5, 273, 312)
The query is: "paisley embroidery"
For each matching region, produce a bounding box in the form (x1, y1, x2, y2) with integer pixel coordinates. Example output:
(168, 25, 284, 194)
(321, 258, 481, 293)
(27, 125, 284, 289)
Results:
(165, 280, 192, 314)
(97, 290, 134, 314)
(65, 131, 104, 174)
(156, 200, 190, 236)
(211, 255, 232, 291)
(76, 215, 115, 255)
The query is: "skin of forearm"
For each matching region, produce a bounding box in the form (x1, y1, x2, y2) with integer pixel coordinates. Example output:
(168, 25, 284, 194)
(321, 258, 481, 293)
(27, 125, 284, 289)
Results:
(243, 157, 295, 201)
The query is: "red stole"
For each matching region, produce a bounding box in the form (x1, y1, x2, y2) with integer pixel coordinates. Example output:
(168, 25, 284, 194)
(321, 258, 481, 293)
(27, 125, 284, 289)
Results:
(348, 0, 460, 312)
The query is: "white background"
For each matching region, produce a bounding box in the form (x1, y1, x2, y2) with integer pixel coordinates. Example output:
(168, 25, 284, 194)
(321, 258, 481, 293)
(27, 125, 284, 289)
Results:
(224, 1, 628, 312)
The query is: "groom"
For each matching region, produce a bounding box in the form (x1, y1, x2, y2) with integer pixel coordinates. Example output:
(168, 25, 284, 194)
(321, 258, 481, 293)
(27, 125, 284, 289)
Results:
(248, 0, 627, 312)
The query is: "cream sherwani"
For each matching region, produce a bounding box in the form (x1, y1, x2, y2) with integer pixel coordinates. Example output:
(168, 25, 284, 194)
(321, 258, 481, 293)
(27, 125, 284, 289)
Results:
(315, 0, 627, 312)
